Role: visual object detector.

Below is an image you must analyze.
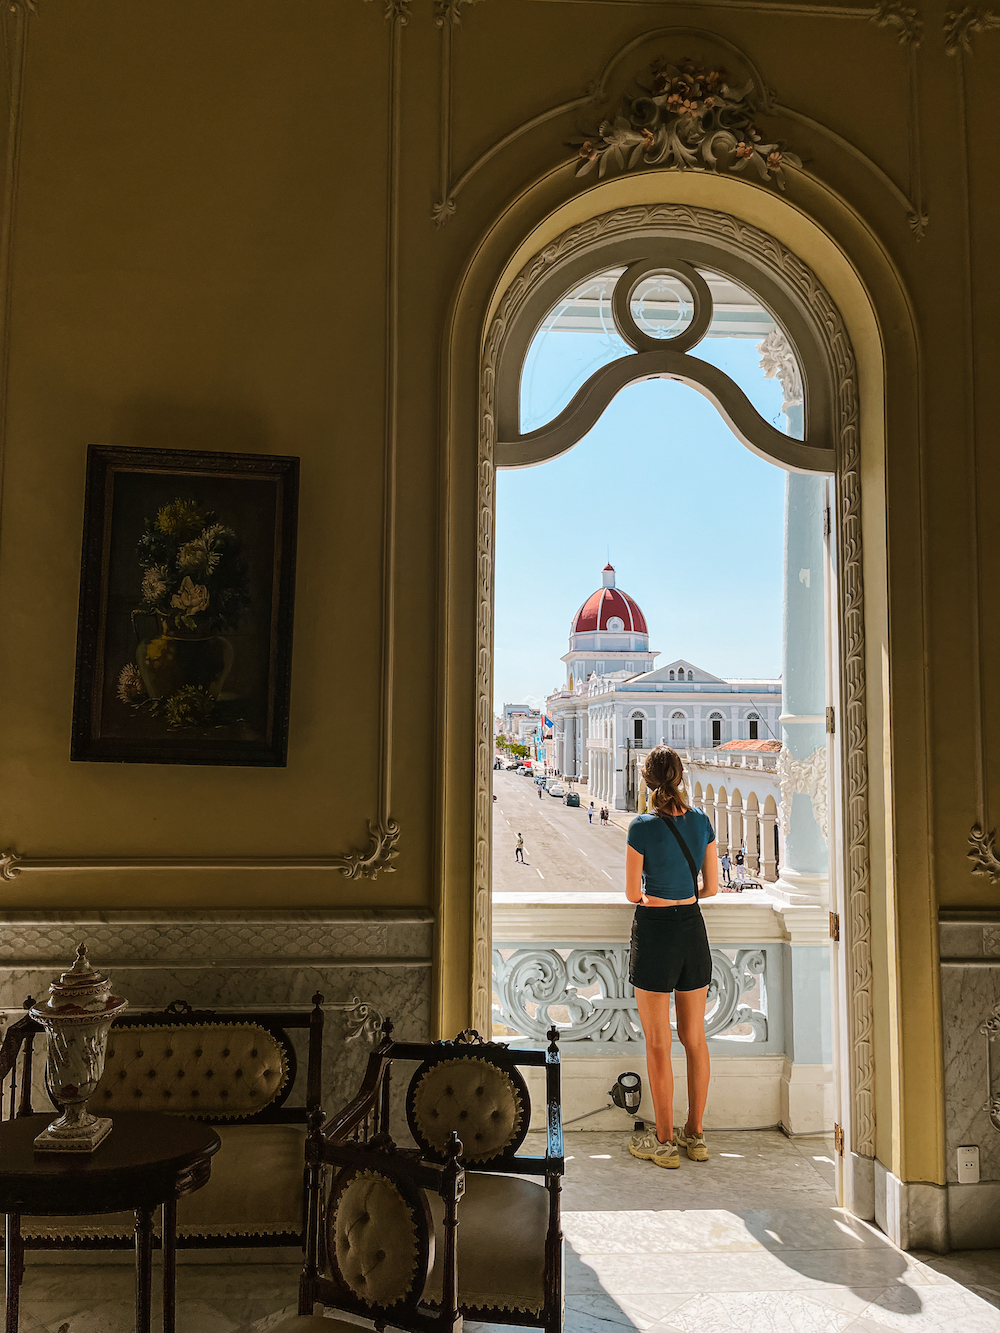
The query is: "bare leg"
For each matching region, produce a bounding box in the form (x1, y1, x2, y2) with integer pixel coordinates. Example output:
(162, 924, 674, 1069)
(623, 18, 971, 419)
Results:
(674, 987, 710, 1135)
(634, 987, 674, 1143)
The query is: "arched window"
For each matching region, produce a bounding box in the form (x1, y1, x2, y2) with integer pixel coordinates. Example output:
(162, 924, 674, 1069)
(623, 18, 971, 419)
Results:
(687, 670, 694, 681)
(631, 711, 645, 746)
(747, 712, 760, 740)
(709, 713, 724, 747)
(669, 669, 675, 681)
(670, 711, 687, 744)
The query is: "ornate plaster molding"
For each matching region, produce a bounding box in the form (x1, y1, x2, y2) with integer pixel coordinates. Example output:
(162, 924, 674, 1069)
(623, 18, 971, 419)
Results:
(757, 329, 804, 413)
(434, 20, 926, 235)
(330, 819, 401, 880)
(944, 7, 1000, 55)
(777, 745, 828, 841)
(872, 2, 923, 44)
(571, 59, 800, 189)
(0, 820, 401, 882)
(434, 0, 484, 25)
(947, 14, 997, 867)
(366, 0, 411, 24)
(968, 824, 1000, 883)
(478, 202, 875, 1152)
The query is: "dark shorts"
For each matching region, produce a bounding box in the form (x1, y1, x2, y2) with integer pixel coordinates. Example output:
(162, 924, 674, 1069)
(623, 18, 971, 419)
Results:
(629, 902, 713, 994)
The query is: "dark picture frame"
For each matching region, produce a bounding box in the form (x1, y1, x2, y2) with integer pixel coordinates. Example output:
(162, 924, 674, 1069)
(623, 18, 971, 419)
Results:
(71, 445, 298, 767)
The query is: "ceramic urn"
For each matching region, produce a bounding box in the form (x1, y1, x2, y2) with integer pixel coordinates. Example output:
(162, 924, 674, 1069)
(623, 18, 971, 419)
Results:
(30, 943, 128, 1152)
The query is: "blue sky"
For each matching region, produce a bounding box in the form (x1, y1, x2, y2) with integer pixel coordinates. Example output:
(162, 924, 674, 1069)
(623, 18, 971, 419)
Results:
(494, 336, 787, 712)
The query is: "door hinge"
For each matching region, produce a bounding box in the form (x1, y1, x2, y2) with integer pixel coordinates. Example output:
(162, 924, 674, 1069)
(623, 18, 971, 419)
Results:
(830, 911, 840, 942)
(826, 706, 836, 734)
(834, 1123, 845, 1155)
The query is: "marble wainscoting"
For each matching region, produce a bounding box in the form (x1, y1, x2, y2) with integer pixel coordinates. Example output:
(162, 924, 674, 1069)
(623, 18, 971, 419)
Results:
(0, 909, 432, 1115)
(939, 910, 1000, 1249)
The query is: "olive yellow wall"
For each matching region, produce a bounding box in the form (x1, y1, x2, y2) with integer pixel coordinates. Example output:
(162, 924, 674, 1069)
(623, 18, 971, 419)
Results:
(1, 0, 999, 1193)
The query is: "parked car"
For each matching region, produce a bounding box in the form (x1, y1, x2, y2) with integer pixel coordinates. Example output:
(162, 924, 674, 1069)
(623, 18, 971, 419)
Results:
(548, 783, 565, 797)
(565, 791, 580, 807)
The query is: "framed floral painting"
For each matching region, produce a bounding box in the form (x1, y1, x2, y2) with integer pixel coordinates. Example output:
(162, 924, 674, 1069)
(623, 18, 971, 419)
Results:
(71, 445, 299, 766)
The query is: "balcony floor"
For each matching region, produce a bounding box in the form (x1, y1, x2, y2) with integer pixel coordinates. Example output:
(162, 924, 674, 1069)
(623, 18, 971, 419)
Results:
(12, 1130, 1000, 1332)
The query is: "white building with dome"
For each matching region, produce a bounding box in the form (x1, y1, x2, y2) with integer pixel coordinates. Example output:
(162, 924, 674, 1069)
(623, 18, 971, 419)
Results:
(546, 565, 782, 817)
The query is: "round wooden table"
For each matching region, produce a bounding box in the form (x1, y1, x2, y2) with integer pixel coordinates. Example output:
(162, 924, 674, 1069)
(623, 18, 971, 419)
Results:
(0, 1110, 221, 1333)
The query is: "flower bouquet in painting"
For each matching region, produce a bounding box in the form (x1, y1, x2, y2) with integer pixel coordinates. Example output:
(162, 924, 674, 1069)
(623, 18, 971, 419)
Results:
(72, 445, 298, 767)
(119, 498, 251, 730)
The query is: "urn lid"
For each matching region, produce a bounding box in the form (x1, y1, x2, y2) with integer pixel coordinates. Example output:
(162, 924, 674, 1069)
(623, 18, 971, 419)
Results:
(30, 944, 128, 1021)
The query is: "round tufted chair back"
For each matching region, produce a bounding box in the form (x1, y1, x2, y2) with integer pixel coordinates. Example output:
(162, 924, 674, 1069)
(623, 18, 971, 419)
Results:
(327, 1167, 432, 1312)
(407, 1053, 528, 1166)
(93, 1022, 291, 1120)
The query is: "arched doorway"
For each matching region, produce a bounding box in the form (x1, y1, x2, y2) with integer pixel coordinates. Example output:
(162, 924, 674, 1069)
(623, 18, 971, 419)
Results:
(459, 193, 883, 1222)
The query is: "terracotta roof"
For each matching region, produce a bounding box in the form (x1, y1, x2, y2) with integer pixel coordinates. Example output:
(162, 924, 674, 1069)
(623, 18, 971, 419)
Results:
(573, 586, 648, 634)
(718, 739, 781, 752)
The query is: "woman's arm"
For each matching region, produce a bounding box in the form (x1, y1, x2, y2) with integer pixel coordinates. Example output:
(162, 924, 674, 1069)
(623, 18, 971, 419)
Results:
(700, 842, 719, 899)
(625, 845, 645, 903)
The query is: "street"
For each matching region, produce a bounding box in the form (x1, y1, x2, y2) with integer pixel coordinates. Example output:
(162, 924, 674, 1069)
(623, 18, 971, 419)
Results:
(492, 769, 629, 894)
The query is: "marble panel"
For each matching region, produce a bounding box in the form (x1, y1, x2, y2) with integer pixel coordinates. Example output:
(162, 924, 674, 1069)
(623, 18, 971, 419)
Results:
(840, 1283, 1000, 1331)
(568, 1247, 941, 1296)
(0, 913, 433, 1135)
(947, 1180, 1000, 1250)
(0, 909, 432, 964)
(566, 1206, 881, 1255)
(940, 964, 1000, 1182)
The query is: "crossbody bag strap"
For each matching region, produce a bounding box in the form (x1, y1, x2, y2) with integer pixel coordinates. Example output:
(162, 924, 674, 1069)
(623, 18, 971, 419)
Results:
(660, 815, 700, 896)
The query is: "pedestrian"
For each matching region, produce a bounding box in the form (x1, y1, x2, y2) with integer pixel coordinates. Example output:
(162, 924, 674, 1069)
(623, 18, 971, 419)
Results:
(624, 744, 717, 1169)
(602, 806, 609, 826)
(735, 846, 745, 885)
(721, 851, 731, 886)
(588, 801, 595, 824)
(538, 784, 544, 799)
(515, 833, 525, 863)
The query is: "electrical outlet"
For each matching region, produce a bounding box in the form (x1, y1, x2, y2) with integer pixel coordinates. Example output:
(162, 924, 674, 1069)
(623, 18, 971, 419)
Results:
(957, 1145, 980, 1184)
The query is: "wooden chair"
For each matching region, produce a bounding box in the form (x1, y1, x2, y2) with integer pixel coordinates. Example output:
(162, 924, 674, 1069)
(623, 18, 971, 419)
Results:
(0, 994, 325, 1253)
(270, 1119, 464, 1333)
(324, 1023, 565, 1333)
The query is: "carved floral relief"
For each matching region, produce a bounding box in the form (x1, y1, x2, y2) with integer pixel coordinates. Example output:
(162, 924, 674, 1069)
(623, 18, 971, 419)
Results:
(571, 58, 800, 189)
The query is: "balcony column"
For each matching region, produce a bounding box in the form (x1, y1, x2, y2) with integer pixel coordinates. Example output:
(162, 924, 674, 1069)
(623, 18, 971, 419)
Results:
(746, 807, 760, 873)
(766, 348, 829, 906)
(775, 469, 829, 905)
(729, 804, 744, 860)
(714, 798, 729, 856)
(760, 811, 778, 882)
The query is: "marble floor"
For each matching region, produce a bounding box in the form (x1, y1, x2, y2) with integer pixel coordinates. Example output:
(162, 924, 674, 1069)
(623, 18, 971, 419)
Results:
(10, 1129, 1000, 1333)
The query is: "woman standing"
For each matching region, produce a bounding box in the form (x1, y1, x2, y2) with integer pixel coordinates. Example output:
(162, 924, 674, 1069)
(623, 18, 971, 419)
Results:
(625, 745, 718, 1168)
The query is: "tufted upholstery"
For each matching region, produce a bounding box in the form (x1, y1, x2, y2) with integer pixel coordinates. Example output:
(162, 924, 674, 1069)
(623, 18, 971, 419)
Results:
(425, 1173, 547, 1314)
(94, 1024, 288, 1119)
(329, 1170, 421, 1308)
(410, 1057, 522, 1164)
(22, 1124, 306, 1240)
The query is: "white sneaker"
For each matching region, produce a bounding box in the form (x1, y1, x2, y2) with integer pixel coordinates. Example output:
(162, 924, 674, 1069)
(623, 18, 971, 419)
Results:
(628, 1129, 680, 1168)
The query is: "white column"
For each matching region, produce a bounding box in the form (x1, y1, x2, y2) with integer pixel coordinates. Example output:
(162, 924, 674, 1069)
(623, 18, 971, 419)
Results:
(760, 811, 778, 881)
(746, 807, 760, 873)
(715, 798, 729, 855)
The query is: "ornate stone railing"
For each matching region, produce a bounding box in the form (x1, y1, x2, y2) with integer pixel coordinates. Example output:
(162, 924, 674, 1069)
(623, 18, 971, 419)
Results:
(493, 944, 768, 1045)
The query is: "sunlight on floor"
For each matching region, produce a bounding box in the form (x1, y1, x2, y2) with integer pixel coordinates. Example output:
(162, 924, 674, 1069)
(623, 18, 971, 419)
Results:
(11, 1129, 1000, 1333)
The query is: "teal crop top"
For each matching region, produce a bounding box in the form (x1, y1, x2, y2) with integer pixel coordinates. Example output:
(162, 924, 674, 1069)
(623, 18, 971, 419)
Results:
(627, 809, 716, 900)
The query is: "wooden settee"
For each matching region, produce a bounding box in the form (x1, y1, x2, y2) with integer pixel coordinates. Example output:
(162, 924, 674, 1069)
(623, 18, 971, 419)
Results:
(0, 994, 325, 1251)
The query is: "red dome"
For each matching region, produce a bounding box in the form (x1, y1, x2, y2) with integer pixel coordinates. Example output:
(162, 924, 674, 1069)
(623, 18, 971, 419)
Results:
(573, 572, 648, 634)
